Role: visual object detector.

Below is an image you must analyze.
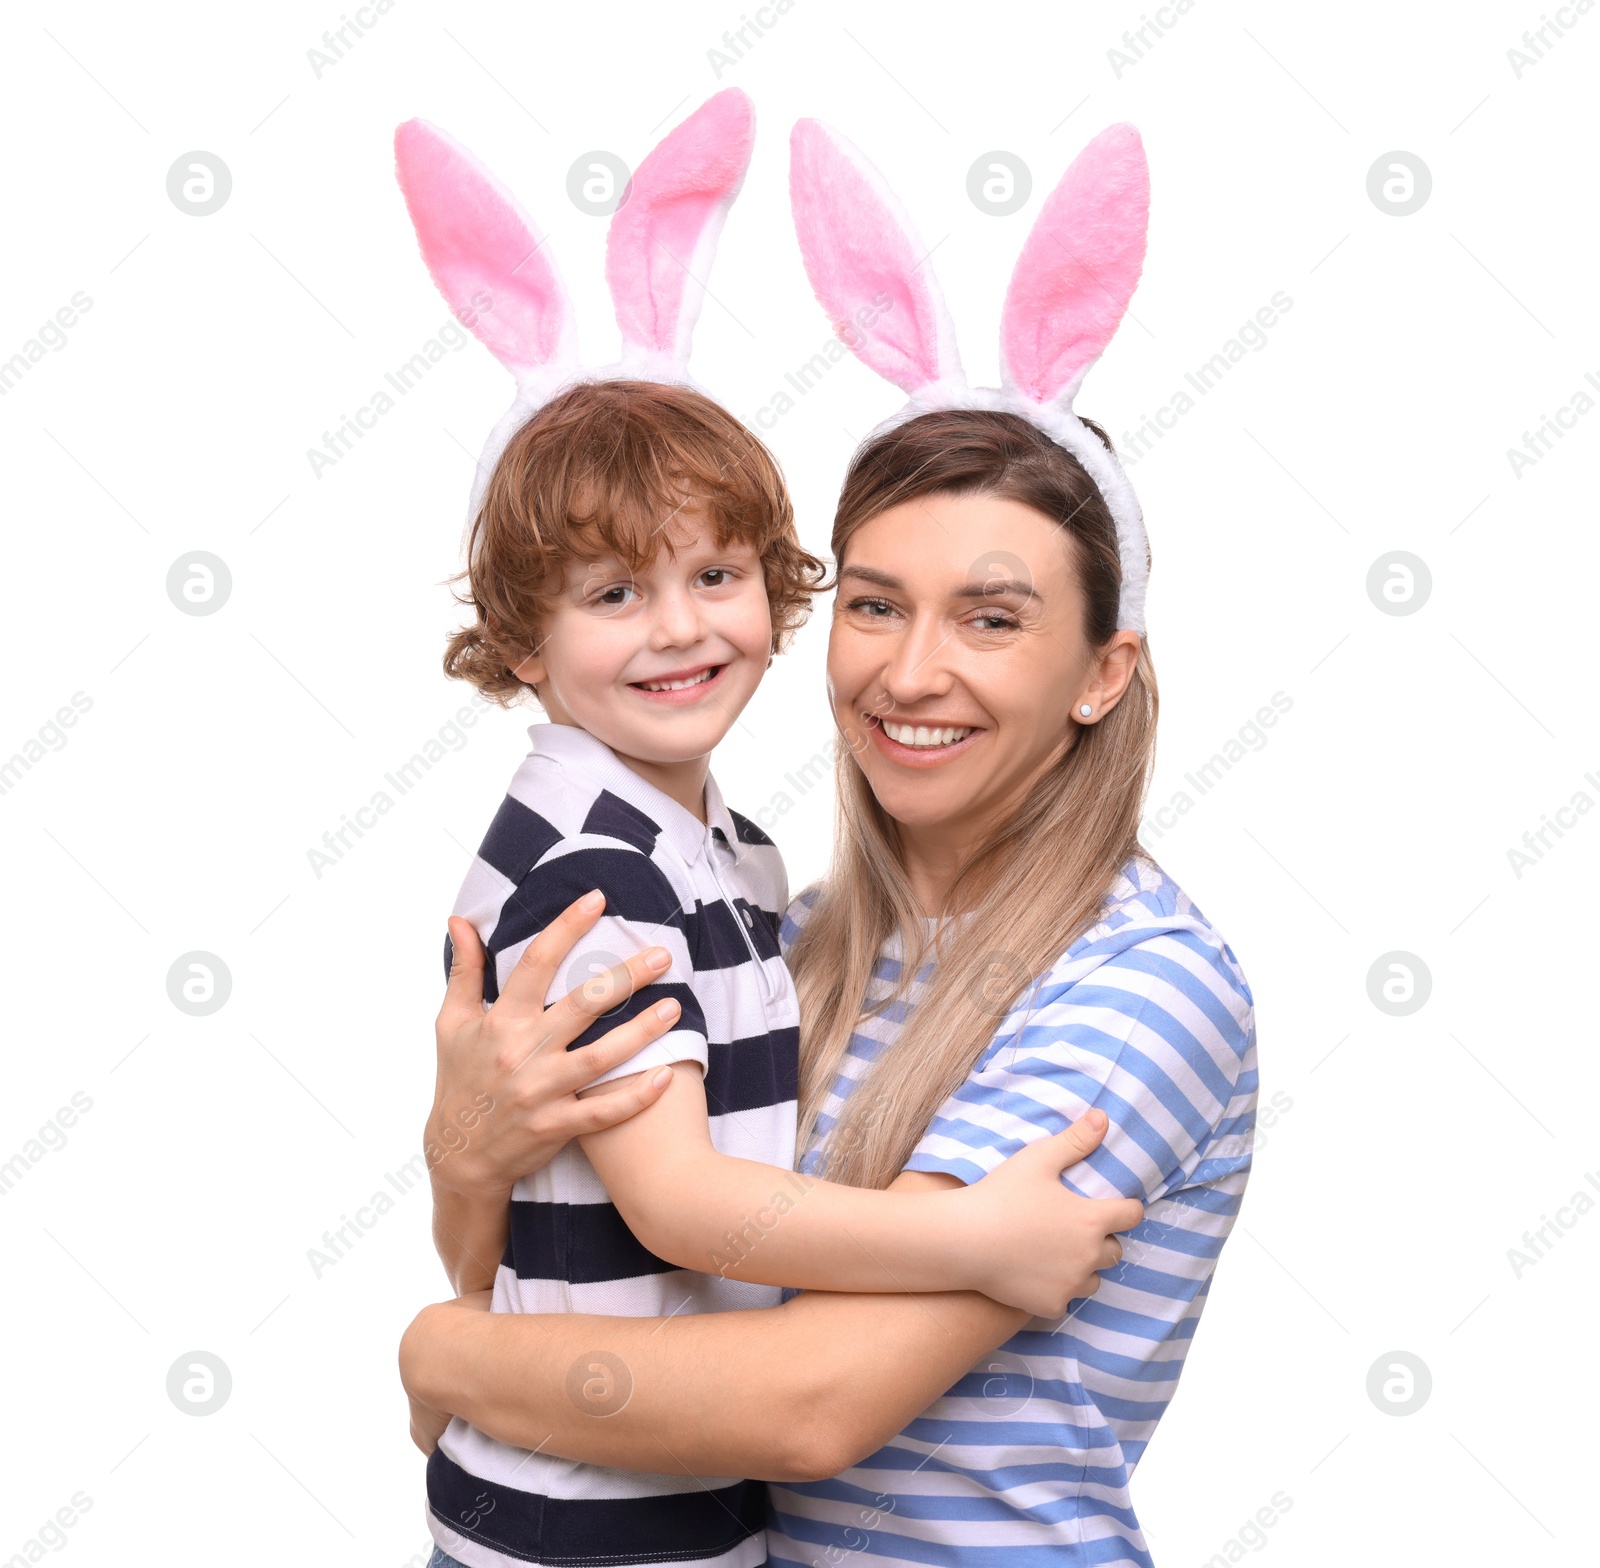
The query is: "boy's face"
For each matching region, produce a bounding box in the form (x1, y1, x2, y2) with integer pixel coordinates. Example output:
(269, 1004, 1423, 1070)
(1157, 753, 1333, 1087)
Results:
(513, 504, 772, 773)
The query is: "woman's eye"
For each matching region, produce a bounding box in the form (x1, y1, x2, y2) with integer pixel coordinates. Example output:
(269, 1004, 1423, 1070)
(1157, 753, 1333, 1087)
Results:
(844, 596, 896, 617)
(971, 611, 1020, 632)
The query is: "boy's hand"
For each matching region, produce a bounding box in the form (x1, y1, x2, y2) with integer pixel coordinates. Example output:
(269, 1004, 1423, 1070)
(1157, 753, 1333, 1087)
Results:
(953, 1110, 1147, 1319)
(426, 893, 682, 1199)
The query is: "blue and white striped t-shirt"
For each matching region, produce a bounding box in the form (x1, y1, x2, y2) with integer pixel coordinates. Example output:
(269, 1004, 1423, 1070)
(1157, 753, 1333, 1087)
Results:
(766, 854, 1257, 1568)
(427, 722, 799, 1568)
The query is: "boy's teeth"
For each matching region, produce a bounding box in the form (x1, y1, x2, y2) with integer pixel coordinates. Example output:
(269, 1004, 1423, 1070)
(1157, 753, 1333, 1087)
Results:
(639, 667, 716, 692)
(881, 720, 975, 748)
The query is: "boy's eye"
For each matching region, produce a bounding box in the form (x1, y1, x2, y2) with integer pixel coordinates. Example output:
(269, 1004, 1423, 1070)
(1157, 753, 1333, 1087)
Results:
(699, 568, 732, 587)
(593, 584, 638, 607)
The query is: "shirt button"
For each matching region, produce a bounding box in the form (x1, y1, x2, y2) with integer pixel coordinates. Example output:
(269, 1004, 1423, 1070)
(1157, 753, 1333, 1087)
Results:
(742, 907, 753, 929)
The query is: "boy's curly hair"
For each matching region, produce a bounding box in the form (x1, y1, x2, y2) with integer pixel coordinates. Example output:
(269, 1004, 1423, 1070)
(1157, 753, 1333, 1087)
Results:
(444, 380, 828, 705)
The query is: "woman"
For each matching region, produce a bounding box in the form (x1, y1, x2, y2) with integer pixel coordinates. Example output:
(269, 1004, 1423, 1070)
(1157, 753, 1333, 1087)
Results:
(405, 409, 1258, 1567)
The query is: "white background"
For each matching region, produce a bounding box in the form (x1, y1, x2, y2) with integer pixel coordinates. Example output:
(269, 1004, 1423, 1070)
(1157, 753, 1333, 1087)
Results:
(2, 1, 1594, 1563)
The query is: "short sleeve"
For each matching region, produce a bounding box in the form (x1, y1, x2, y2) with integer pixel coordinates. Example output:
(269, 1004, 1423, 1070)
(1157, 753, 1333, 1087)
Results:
(471, 838, 711, 1090)
(904, 925, 1256, 1206)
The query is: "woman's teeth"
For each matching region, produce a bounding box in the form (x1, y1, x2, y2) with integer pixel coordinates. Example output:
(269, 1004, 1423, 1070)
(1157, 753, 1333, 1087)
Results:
(881, 720, 974, 748)
(637, 667, 718, 692)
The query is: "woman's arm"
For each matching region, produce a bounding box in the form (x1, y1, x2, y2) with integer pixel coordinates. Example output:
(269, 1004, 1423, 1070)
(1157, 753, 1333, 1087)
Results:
(424, 901, 680, 1294)
(400, 1171, 1129, 1482)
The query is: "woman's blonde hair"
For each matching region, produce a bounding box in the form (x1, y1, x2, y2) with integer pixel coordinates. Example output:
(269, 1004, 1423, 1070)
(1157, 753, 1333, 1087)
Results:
(785, 408, 1160, 1191)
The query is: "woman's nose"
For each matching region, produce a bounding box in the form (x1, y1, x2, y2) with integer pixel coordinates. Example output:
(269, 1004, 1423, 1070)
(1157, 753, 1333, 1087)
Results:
(880, 614, 953, 700)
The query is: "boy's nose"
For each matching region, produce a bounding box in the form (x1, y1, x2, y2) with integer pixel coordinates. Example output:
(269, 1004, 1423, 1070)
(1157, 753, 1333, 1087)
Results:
(648, 588, 708, 648)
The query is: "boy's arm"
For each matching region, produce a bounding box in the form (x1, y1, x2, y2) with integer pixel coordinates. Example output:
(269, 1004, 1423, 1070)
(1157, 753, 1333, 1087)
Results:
(579, 1069, 1137, 1318)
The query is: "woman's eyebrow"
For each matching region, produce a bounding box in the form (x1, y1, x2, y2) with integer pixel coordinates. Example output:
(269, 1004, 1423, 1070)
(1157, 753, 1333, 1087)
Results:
(953, 576, 1042, 603)
(837, 564, 902, 589)
(838, 563, 1043, 604)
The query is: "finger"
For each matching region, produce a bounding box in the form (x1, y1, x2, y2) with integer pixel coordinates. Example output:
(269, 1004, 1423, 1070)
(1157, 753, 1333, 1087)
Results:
(573, 946, 674, 1016)
(496, 890, 609, 1012)
(1108, 1198, 1146, 1233)
(544, 946, 673, 1042)
(557, 996, 682, 1091)
(1100, 1236, 1124, 1270)
(1035, 1108, 1109, 1172)
(438, 917, 488, 1028)
(566, 1065, 675, 1136)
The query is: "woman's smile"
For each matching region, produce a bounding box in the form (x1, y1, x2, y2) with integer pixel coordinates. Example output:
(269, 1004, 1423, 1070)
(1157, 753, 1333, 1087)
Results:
(829, 490, 1107, 843)
(862, 710, 986, 766)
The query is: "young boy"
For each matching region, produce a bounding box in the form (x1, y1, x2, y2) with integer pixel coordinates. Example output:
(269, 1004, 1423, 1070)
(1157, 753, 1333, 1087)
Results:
(421, 379, 1101, 1568)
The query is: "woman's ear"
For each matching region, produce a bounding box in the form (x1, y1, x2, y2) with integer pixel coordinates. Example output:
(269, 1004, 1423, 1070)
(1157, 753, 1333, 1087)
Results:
(1076, 631, 1141, 720)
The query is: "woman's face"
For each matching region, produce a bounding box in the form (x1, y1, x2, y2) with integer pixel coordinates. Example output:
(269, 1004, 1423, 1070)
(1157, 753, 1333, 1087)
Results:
(826, 490, 1138, 844)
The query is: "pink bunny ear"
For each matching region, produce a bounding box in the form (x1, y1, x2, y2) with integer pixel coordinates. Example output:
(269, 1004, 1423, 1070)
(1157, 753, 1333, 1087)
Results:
(394, 118, 577, 384)
(789, 118, 964, 397)
(605, 88, 755, 376)
(1000, 122, 1149, 408)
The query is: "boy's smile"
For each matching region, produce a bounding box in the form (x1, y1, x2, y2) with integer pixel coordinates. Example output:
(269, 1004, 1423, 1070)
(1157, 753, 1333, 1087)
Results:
(627, 661, 730, 702)
(511, 505, 772, 817)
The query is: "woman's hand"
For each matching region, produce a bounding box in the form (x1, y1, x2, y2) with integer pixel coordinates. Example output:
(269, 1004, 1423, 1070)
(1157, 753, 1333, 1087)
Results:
(425, 891, 683, 1202)
(952, 1109, 1147, 1319)
(403, 1291, 493, 1454)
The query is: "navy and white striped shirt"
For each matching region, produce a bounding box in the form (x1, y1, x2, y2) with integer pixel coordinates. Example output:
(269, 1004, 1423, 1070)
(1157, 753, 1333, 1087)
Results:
(766, 854, 1257, 1567)
(426, 722, 799, 1568)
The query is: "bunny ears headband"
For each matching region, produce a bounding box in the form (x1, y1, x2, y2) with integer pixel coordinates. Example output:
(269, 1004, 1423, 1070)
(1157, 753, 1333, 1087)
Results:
(395, 92, 1152, 634)
(393, 88, 756, 555)
(789, 119, 1152, 635)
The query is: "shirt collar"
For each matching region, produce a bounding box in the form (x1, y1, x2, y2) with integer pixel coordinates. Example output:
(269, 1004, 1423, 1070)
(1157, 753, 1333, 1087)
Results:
(525, 722, 745, 866)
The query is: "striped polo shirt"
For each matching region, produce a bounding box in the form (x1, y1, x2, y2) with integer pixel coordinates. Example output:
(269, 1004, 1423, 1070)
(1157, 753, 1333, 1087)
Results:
(426, 722, 800, 1568)
(766, 853, 1257, 1567)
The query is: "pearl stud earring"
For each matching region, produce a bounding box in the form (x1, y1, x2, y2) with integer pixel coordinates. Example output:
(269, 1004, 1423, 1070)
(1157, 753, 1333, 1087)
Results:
(1079, 704, 1092, 717)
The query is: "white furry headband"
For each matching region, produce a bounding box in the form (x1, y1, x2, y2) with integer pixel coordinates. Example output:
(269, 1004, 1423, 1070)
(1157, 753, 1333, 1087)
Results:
(394, 89, 756, 563)
(789, 120, 1152, 636)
